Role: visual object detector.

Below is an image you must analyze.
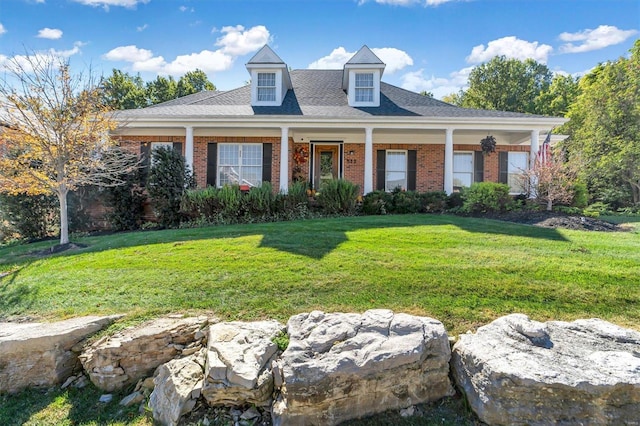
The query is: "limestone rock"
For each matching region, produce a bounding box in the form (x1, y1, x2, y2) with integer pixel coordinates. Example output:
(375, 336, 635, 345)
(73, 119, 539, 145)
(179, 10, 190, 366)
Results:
(271, 309, 453, 426)
(0, 315, 122, 393)
(452, 314, 640, 426)
(202, 320, 285, 407)
(79, 316, 210, 391)
(149, 354, 204, 426)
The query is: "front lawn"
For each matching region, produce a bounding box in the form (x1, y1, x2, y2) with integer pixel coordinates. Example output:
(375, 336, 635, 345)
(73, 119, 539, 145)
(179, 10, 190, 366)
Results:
(1, 214, 639, 334)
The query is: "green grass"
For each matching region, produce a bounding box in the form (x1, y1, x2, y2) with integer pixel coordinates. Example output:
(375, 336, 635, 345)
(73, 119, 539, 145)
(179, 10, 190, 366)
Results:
(1, 214, 639, 334)
(1, 214, 639, 425)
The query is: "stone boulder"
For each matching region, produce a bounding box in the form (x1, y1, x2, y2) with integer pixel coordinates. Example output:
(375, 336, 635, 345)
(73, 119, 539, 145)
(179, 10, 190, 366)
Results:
(271, 309, 453, 426)
(0, 315, 121, 393)
(80, 315, 210, 391)
(149, 350, 206, 426)
(202, 320, 285, 407)
(452, 314, 640, 426)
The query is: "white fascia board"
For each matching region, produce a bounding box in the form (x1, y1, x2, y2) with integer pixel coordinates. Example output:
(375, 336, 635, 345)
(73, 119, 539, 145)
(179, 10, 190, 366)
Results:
(245, 63, 285, 69)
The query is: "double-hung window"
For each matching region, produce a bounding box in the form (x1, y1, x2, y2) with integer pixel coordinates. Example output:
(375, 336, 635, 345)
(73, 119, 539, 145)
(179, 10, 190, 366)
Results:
(257, 72, 276, 102)
(385, 150, 407, 191)
(218, 144, 263, 188)
(453, 152, 474, 189)
(355, 73, 374, 103)
(507, 152, 529, 194)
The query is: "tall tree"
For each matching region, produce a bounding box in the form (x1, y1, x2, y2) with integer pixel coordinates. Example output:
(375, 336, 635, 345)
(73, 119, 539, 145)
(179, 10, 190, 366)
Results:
(146, 75, 178, 105)
(535, 74, 581, 117)
(564, 40, 640, 205)
(460, 56, 553, 114)
(0, 53, 137, 245)
(176, 69, 216, 98)
(100, 69, 148, 109)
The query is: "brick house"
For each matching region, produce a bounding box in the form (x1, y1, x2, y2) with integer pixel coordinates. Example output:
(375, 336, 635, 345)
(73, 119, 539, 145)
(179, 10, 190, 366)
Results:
(114, 45, 567, 196)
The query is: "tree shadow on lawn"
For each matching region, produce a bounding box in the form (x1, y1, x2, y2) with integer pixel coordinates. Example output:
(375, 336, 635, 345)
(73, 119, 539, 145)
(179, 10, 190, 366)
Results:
(0, 265, 37, 321)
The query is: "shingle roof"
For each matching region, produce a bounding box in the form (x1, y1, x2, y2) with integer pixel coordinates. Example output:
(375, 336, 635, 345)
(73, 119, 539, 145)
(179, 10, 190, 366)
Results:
(118, 70, 551, 120)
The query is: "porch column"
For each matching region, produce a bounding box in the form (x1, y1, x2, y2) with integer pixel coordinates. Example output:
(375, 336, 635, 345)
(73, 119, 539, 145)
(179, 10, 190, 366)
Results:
(444, 128, 454, 195)
(364, 127, 373, 194)
(280, 127, 289, 193)
(530, 129, 540, 168)
(185, 126, 194, 171)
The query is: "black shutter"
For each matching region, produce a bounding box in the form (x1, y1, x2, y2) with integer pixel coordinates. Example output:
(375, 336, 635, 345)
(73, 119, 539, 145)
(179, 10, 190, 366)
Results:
(499, 151, 508, 184)
(206, 143, 217, 187)
(407, 150, 417, 191)
(262, 143, 272, 183)
(140, 142, 151, 184)
(172, 142, 183, 156)
(474, 151, 484, 183)
(376, 150, 386, 191)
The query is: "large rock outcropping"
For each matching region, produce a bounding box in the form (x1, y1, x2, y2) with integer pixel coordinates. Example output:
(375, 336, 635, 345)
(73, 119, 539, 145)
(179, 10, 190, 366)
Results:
(271, 309, 453, 426)
(0, 315, 121, 393)
(452, 314, 640, 426)
(80, 316, 209, 391)
(203, 320, 285, 407)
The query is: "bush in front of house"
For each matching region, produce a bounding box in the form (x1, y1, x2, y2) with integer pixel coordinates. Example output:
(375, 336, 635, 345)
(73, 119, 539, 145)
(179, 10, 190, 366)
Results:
(317, 179, 360, 215)
(103, 152, 146, 231)
(460, 182, 514, 214)
(361, 189, 448, 215)
(0, 192, 58, 241)
(147, 147, 195, 228)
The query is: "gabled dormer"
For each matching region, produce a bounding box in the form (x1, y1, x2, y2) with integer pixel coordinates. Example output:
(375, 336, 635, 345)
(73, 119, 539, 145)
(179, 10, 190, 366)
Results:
(246, 45, 292, 107)
(342, 46, 385, 107)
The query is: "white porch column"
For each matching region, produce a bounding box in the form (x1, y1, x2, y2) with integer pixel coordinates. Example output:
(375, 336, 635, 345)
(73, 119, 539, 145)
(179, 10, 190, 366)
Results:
(444, 128, 454, 195)
(185, 126, 194, 171)
(364, 127, 374, 194)
(530, 129, 540, 168)
(279, 127, 289, 193)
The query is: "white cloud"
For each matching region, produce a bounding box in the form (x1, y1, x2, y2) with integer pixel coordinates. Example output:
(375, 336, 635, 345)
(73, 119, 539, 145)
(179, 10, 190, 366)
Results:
(215, 25, 271, 56)
(0, 42, 84, 72)
(71, 0, 149, 9)
(466, 36, 553, 64)
(103, 45, 154, 62)
(179, 5, 194, 12)
(360, 0, 460, 6)
(308, 46, 413, 73)
(559, 25, 638, 53)
(401, 66, 473, 99)
(102, 25, 269, 76)
(0, 23, 6, 35)
(136, 24, 148, 32)
(37, 28, 63, 39)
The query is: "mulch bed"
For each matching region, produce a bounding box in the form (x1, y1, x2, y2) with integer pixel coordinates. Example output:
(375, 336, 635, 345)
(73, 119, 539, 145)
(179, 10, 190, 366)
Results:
(482, 210, 624, 232)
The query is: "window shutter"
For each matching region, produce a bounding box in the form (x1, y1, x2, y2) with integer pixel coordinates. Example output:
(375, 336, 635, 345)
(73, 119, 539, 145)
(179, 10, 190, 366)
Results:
(407, 150, 417, 191)
(499, 151, 508, 184)
(172, 142, 183, 156)
(262, 143, 272, 183)
(140, 142, 151, 184)
(206, 143, 217, 187)
(376, 150, 386, 191)
(474, 151, 484, 183)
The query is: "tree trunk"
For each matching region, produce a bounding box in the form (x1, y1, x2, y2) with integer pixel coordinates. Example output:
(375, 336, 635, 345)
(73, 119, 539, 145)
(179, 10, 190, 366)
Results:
(547, 198, 553, 211)
(57, 189, 69, 245)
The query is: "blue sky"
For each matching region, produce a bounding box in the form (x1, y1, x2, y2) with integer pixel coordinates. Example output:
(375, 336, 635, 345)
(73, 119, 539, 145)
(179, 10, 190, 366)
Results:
(0, 0, 638, 99)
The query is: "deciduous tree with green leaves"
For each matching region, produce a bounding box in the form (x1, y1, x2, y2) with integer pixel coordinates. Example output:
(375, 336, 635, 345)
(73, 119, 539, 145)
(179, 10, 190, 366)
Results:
(564, 40, 640, 206)
(0, 53, 137, 245)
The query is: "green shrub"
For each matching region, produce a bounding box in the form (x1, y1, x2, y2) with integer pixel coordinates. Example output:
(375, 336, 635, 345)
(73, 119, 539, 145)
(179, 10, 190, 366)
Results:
(446, 191, 464, 210)
(68, 187, 101, 232)
(571, 182, 589, 208)
(361, 191, 390, 215)
(181, 186, 222, 221)
(420, 191, 448, 213)
(279, 181, 309, 212)
(317, 179, 360, 215)
(388, 189, 422, 214)
(0, 193, 58, 240)
(103, 155, 146, 231)
(244, 183, 276, 218)
(217, 184, 243, 221)
(584, 202, 611, 215)
(461, 182, 514, 214)
(147, 147, 195, 228)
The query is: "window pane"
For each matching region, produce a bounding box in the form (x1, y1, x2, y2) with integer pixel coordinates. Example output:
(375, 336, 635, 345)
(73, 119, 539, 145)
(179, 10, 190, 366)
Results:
(453, 153, 473, 173)
(242, 145, 262, 166)
(219, 144, 238, 166)
(453, 173, 472, 188)
(386, 172, 406, 191)
(508, 152, 528, 173)
(241, 166, 262, 187)
(355, 88, 373, 102)
(386, 151, 407, 191)
(257, 73, 275, 87)
(257, 87, 276, 102)
(386, 151, 406, 172)
(355, 73, 373, 88)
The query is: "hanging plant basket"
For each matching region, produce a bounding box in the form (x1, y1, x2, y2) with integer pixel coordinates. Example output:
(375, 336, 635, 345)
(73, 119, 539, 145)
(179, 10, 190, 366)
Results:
(480, 135, 497, 155)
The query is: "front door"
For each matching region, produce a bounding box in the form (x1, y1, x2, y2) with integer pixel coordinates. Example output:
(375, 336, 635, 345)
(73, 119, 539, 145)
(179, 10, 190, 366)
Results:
(313, 145, 340, 190)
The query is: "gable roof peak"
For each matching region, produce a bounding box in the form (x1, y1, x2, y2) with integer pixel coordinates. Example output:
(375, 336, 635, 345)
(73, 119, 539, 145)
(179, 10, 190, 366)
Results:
(246, 45, 285, 65)
(345, 45, 384, 65)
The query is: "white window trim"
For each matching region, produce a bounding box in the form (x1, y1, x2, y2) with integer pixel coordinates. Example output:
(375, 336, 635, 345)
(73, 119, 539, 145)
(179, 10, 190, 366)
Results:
(453, 151, 474, 189)
(354, 72, 374, 103)
(507, 152, 529, 195)
(348, 69, 380, 107)
(251, 69, 283, 106)
(257, 72, 276, 102)
(385, 149, 408, 192)
(217, 143, 263, 188)
(151, 142, 173, 151)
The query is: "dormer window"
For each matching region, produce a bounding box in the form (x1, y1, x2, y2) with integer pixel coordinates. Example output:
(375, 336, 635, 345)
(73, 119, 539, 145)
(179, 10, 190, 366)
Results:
(355, 73, 374, 102)
(257, 72, 276, 102)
